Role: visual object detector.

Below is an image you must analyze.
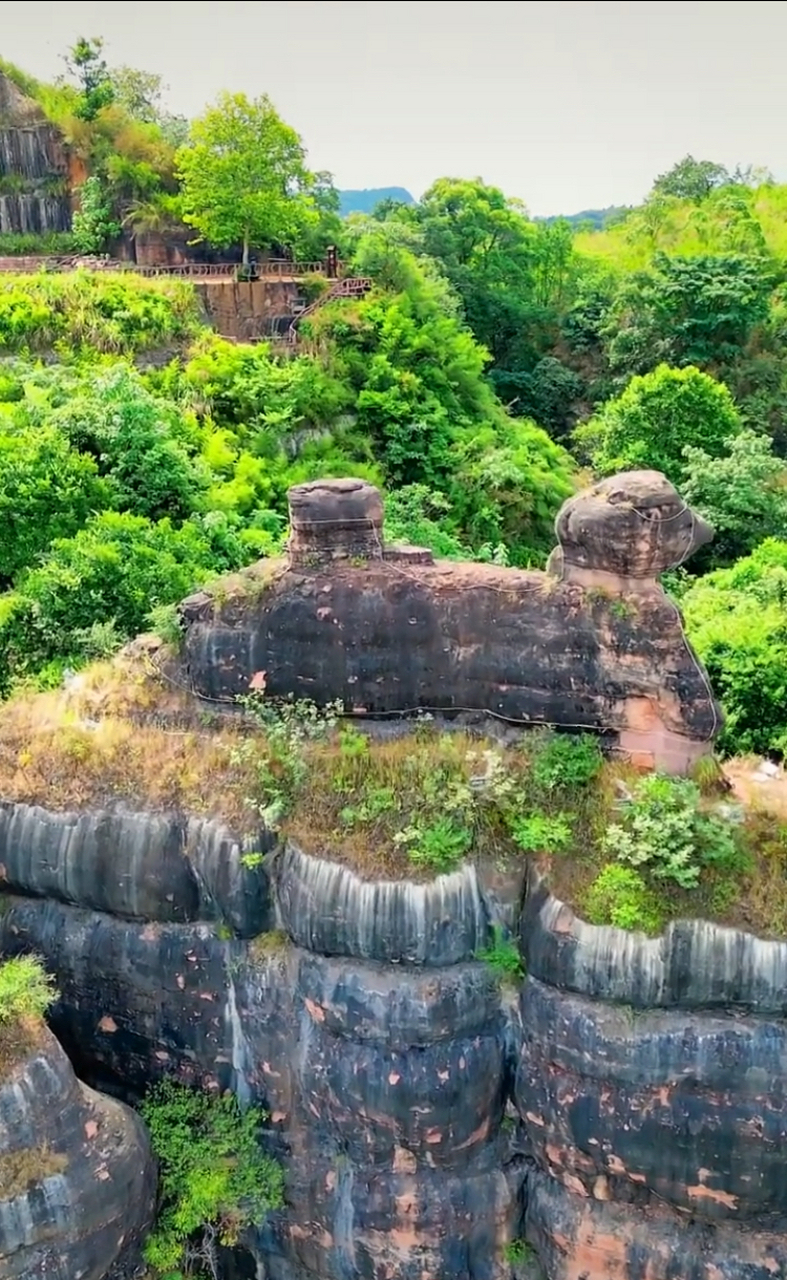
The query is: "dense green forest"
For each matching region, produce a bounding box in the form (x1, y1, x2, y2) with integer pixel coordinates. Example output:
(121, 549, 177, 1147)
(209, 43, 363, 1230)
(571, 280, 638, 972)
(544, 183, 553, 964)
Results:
(2, 44, 787, 762)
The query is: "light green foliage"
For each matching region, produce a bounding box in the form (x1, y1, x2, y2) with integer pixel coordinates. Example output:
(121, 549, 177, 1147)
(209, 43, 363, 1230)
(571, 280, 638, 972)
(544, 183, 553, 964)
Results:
(583, 864, 664, 934)
(602, 774, 742, 889)
(578, 363, 742, 484)
(504, 1239, 535, 1266)
(681, 429, 787, 568)
(681, 539, 787, 755)
(0, 271, 199, 354)
(477, 926, 525, 983)
(71, 174, 121, 253)
(176, 92, 319, 262)
(509, 811, 574, 853)
(395, 815, 473, 873)
(529, 732, 604, 793)
(50, 363, 203, 523)
(0, 955, 56, 1025)
(64, 36, 115, 122)
(605, 253, 774, 376)
(139, 1079, 284, 1278)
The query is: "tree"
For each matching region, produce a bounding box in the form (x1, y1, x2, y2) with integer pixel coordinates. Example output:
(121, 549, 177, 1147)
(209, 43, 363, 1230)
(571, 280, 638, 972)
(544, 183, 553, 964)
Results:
(651, 155, 731, 203)
(63, 36, 114, 122)
(607, 253, 775, 376)
(682, 429, 787, 568)
(176, 92, 318, 264)
(577, 363, 742, 484)
(0, 421, 109, 584)
(108, 64, 164, 122)
(71, 174, 121, 253)
(682, 540, 787, 756)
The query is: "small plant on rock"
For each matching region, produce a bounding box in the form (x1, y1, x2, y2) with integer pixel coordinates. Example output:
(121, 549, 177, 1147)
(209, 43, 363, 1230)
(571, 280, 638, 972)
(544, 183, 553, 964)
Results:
(233, 691, 342, 826)
(530, 732, 603, 793)
(395, 815, 473, 873)
(583, 863, 664, 933)
(0, 955, 56, 1025)
(509, 810, 573, 853)
(477, 926, 525, 983)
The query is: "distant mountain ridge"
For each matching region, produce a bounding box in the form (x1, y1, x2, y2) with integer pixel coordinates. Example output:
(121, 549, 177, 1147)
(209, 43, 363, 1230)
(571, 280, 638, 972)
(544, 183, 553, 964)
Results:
(338, 187, 415, 216)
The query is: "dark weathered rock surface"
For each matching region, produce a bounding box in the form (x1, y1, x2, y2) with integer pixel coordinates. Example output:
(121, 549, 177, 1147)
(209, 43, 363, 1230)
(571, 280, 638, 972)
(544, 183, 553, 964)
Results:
(0, 802, 271, 936)
(276, 842, 489, 965)
(179, 472, 720, 775)
(517, 977, 787, 1220)
(526, 1172, 787, 1280)
(523, 868, 787, 1012)
(0, 1023, 154, 1280)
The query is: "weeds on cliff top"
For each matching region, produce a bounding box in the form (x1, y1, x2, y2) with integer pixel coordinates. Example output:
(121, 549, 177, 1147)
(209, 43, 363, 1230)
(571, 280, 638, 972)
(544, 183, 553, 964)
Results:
(139, 1080, 284, 1280)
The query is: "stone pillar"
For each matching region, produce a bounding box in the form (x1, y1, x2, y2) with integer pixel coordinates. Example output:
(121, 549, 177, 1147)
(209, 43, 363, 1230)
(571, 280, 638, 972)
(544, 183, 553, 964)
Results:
(287, 478, 385, 567)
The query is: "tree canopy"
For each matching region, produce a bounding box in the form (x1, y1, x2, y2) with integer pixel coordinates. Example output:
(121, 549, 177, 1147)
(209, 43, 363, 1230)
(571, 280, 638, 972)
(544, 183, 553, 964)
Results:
(176, 92, 319, 263)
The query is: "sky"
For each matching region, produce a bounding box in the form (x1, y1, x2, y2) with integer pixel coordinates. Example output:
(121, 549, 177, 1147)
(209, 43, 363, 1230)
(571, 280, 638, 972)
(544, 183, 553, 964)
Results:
(3, 0, 786, 216)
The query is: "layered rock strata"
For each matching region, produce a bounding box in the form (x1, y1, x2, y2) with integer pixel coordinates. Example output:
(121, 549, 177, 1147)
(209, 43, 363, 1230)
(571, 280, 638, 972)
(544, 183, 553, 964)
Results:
(0, 72, 72, 236)
(3, 811, 787, 1278)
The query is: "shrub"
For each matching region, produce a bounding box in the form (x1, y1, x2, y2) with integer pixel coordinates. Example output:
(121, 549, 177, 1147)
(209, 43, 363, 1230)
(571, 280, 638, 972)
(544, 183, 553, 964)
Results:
(602, 774, 741, 890)
(530, 732, 604, 793)
(477, 926, 525, 983)
(583, 864, 664, 934)
(681, 539, 787, 756)
(0, 509, 262, 686)
(0, 422, 109, 583)
(0, 955, 56, 1025)
(139, 1079, 284, 1278)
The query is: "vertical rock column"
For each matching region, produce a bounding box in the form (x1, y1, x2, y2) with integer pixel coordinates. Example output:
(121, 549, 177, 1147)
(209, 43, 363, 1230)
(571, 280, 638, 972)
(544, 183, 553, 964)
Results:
(262, 843, 523, 1280)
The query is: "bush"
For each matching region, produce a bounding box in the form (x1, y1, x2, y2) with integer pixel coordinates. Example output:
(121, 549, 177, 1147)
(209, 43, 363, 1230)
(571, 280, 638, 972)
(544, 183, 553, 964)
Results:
(0, 270, 199, 354)
(139, 1079, 284, 1278)
(0, 955, 56, 1025)
(577, 363, 742, 485)
(602, 774, 741, 889)
(0, 509, 262, 686)
(0, 421, 109, 583)
(583, 864, 664, 933)
(530, 732, 604, 793)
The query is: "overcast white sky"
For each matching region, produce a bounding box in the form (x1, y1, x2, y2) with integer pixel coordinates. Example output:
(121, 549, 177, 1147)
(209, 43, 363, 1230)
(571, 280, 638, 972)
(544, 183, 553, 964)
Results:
(4, 0, 785, 215)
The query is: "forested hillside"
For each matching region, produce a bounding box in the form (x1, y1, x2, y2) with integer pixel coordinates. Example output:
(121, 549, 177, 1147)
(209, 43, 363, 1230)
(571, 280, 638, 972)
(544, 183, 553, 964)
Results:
(1, 42, 787, 762)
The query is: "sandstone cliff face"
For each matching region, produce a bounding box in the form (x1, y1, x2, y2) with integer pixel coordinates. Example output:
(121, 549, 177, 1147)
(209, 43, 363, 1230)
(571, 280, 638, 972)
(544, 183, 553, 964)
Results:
(0, 1021, 154, 1279)
(0, 72, 72, 236)
(2, 807, 787, 1279)
(179, 473, 721, 775)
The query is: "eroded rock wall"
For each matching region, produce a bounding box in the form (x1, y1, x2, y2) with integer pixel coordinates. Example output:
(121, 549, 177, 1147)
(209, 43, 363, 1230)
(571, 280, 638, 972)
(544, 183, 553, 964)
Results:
(0, 72, 72, 236)
(3, 802, 787, 1278)
(0, 1024, 154, 1280)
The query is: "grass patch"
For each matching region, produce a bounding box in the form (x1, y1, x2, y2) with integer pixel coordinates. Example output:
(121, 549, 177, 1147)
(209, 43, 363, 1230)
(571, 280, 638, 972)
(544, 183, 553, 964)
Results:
(0, 1146, 69, 1199)
(0, 955, 56, 1076)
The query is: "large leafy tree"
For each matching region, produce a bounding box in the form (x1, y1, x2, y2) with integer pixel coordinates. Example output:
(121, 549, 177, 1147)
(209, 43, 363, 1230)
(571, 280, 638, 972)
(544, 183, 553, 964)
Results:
(607, 252, 775, 376)
(176, 92, 319, 264)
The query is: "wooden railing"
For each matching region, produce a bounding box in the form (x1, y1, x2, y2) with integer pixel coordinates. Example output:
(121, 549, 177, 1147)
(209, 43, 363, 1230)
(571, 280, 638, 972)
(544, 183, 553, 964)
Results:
(0, 256, 344, 280)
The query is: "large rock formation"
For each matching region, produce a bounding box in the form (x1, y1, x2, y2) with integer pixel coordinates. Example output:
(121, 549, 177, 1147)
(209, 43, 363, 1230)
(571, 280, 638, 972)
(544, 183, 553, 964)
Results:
(2, 467, 783, 1279)
(179, 472, 720, 774)
(0, 72, 72, 236)
(0, 1019, 154, 1279)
